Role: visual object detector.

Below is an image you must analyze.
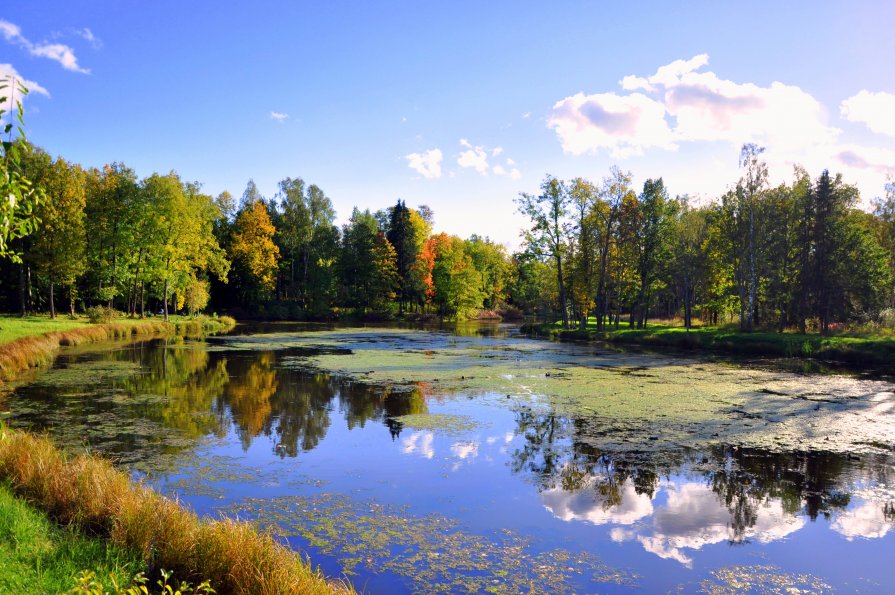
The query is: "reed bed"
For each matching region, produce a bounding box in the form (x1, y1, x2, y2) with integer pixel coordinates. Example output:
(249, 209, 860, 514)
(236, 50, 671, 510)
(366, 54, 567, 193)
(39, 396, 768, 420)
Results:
(0, 428, 350, 594)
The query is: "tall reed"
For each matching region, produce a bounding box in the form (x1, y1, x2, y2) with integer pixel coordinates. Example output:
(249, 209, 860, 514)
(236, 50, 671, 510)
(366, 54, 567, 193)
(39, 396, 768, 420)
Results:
(0, 428, 349, 594)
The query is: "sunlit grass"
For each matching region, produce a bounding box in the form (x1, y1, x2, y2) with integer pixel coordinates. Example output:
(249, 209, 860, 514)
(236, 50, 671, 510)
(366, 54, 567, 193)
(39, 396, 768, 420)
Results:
(0, 480, 141, 594)
(528, 318, 895, 366)
(0, 427, 351, 594)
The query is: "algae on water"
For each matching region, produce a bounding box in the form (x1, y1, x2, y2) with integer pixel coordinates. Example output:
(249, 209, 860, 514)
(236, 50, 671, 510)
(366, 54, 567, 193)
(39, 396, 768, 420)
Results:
(223, 328, 895, 456)
(226, 492, 637, 594)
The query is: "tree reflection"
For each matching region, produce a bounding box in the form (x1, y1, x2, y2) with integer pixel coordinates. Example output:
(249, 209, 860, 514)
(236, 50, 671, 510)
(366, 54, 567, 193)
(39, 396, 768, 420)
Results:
(509, 405, 892, 553)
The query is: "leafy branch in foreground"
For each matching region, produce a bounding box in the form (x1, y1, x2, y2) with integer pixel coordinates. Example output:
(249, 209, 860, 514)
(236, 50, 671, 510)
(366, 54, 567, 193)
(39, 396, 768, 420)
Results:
(0, 75, 42, 262)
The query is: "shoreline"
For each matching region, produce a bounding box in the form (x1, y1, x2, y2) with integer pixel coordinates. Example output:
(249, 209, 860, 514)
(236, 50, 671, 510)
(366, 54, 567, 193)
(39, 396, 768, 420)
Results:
(520, 321, 895, 373)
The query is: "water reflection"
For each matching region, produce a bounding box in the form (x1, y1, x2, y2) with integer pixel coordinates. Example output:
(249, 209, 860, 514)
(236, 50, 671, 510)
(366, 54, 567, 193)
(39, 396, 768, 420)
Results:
(5, 330, 895, 590)
(511, 405, 895, 564)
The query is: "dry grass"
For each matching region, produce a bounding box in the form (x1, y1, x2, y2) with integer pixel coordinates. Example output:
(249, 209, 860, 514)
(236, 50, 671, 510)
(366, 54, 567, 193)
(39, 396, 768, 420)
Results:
(0, 316, 236, 386)
(0, 322, 169, 384)
(0, 428, 350, 594)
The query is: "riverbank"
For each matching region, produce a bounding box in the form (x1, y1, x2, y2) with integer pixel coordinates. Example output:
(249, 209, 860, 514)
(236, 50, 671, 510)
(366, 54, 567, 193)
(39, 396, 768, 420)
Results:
(0, 480, 141, 594)
(0, 314, 236, 385)
(0, 426, 348, 594)
(521, 321, 895, 370)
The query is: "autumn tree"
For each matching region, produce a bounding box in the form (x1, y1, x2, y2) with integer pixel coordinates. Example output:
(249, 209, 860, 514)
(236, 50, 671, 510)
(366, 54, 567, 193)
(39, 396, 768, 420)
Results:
(230, 187, 280, 305)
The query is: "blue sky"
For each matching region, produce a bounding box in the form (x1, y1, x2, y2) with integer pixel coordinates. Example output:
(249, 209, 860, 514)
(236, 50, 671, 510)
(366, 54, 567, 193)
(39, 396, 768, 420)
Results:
(3, 1, 895, 247)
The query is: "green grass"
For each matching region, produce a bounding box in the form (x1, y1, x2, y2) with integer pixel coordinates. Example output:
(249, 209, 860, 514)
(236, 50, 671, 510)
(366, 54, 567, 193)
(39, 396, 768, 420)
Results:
(523, 319, 895, 368)
(0, 481, 141, 594)
(0, 316, 95, 346)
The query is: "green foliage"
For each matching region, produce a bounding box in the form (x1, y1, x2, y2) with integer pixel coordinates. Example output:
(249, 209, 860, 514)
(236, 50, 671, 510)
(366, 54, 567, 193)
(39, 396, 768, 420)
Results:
(85, 306, 117, 324)
(0, 77, 42, 263)
(70, 568, 214, 595)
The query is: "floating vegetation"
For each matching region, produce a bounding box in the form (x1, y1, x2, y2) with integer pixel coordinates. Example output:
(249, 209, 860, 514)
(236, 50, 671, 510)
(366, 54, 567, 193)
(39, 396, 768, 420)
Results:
(698, 564, 833, 594)
(391, 413, 483, 435)
(31, 359, 142, 388)
(266, 329, 895, 457)
(163, 456, 265, 499)
(226, 493, 637, 594)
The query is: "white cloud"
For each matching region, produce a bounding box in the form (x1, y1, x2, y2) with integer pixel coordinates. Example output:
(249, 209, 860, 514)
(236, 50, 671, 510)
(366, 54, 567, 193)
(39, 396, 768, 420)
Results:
(841, 90, 895, 137)
(270, 111, 288, 122)
(0, 19, 89, 73)
(402, 431, 435, 459)
(550, 54, 835, 158)
(458, 138, 490, 174)
(405, 148, 443, 179)
(831, 501, 893, 540)
(457, 139, 522, 178)
(548, 53, 895, 202)
(548, 91, 674, 157)
(542, 477, 654, 526)
(74, 27, 101, 49)
(0, 63, 49, 114)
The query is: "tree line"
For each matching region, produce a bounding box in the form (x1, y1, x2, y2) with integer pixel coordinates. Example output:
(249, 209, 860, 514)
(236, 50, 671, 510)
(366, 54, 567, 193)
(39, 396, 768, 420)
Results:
(3, 124, 895, 332)
(520, 144, 895, 333)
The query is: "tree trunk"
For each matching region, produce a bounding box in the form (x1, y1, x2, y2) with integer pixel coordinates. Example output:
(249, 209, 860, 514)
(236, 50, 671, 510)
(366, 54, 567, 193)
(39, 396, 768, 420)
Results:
(556, 253, 569, 329)
(163, 276, 169, 322)
(19, 263, 26, 317)
(49, 280, 55, 319)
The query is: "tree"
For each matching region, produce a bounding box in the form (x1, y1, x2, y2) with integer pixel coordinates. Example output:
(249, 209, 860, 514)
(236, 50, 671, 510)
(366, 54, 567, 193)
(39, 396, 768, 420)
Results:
(634, 178, 675, 327)
(430, 233, 483, 319)
(566, 177, 599, 328)
(230, 196, 280, 304)
(339, 208, 398, 312)
(29, 156, 87, 317)
(517, 176, 570, 328)
(0, 76, 42, 263)
(595, 167, 634, 330)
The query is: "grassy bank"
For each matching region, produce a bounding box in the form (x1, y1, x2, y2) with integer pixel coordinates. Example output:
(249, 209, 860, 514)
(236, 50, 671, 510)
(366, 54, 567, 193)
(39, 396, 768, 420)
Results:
(0, 427, 349, 594)
(0, 480, 142, 594)
(0, 314, 236, 385)
(522, 320, 895, 368)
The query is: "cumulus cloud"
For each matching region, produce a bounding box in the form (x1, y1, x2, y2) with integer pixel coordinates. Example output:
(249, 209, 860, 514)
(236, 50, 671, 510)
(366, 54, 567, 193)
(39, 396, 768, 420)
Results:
(0, 19, 89, 73)
(405, 148, 443, 179)
(549, 91, 674, 157)
(457, 139, 521, 178)
(550, 53, 836, 158)
(548, 53, 895, 203)
(0, 63, 49, 113)
(841, 90, 895, 137)
(270, 111, 288, 122)
(458, 138, 490, 174)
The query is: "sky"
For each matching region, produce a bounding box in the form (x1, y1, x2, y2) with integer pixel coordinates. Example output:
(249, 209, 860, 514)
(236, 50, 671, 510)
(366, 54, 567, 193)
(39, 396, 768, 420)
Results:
(3, 1, 895, 249)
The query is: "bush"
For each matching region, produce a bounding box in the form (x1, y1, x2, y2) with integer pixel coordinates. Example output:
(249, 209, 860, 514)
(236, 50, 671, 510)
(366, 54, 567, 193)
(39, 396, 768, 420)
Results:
(85, 306, 116, 324)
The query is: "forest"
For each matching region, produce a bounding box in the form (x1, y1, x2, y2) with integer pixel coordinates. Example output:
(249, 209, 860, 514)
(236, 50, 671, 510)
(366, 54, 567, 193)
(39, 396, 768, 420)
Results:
(3, 134, 895, 333)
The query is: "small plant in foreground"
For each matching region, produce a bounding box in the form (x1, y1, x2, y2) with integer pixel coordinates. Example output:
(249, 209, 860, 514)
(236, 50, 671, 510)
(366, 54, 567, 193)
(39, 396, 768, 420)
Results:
(70, 568, 215, 595)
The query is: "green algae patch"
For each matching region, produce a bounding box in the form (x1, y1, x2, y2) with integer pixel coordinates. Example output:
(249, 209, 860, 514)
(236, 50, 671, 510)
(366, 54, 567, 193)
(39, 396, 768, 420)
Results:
(266, 329, 895, 457)
(31, 359, 142, 388)
(391, 413, 482, 435)
(698, 564, 833, 594)
(226, 492, 636, 594)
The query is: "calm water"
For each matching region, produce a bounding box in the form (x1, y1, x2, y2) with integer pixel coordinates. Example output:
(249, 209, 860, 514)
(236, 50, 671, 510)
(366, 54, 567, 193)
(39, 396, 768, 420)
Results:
(4, 322, 894, 593)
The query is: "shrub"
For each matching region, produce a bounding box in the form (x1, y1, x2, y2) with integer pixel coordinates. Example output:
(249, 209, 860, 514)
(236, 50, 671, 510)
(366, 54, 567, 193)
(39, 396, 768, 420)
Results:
(85, 306, 116, 324)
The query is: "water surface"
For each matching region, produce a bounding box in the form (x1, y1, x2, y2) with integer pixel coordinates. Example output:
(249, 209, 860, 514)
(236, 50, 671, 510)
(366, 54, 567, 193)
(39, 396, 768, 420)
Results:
(4, 323, 894, 593)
